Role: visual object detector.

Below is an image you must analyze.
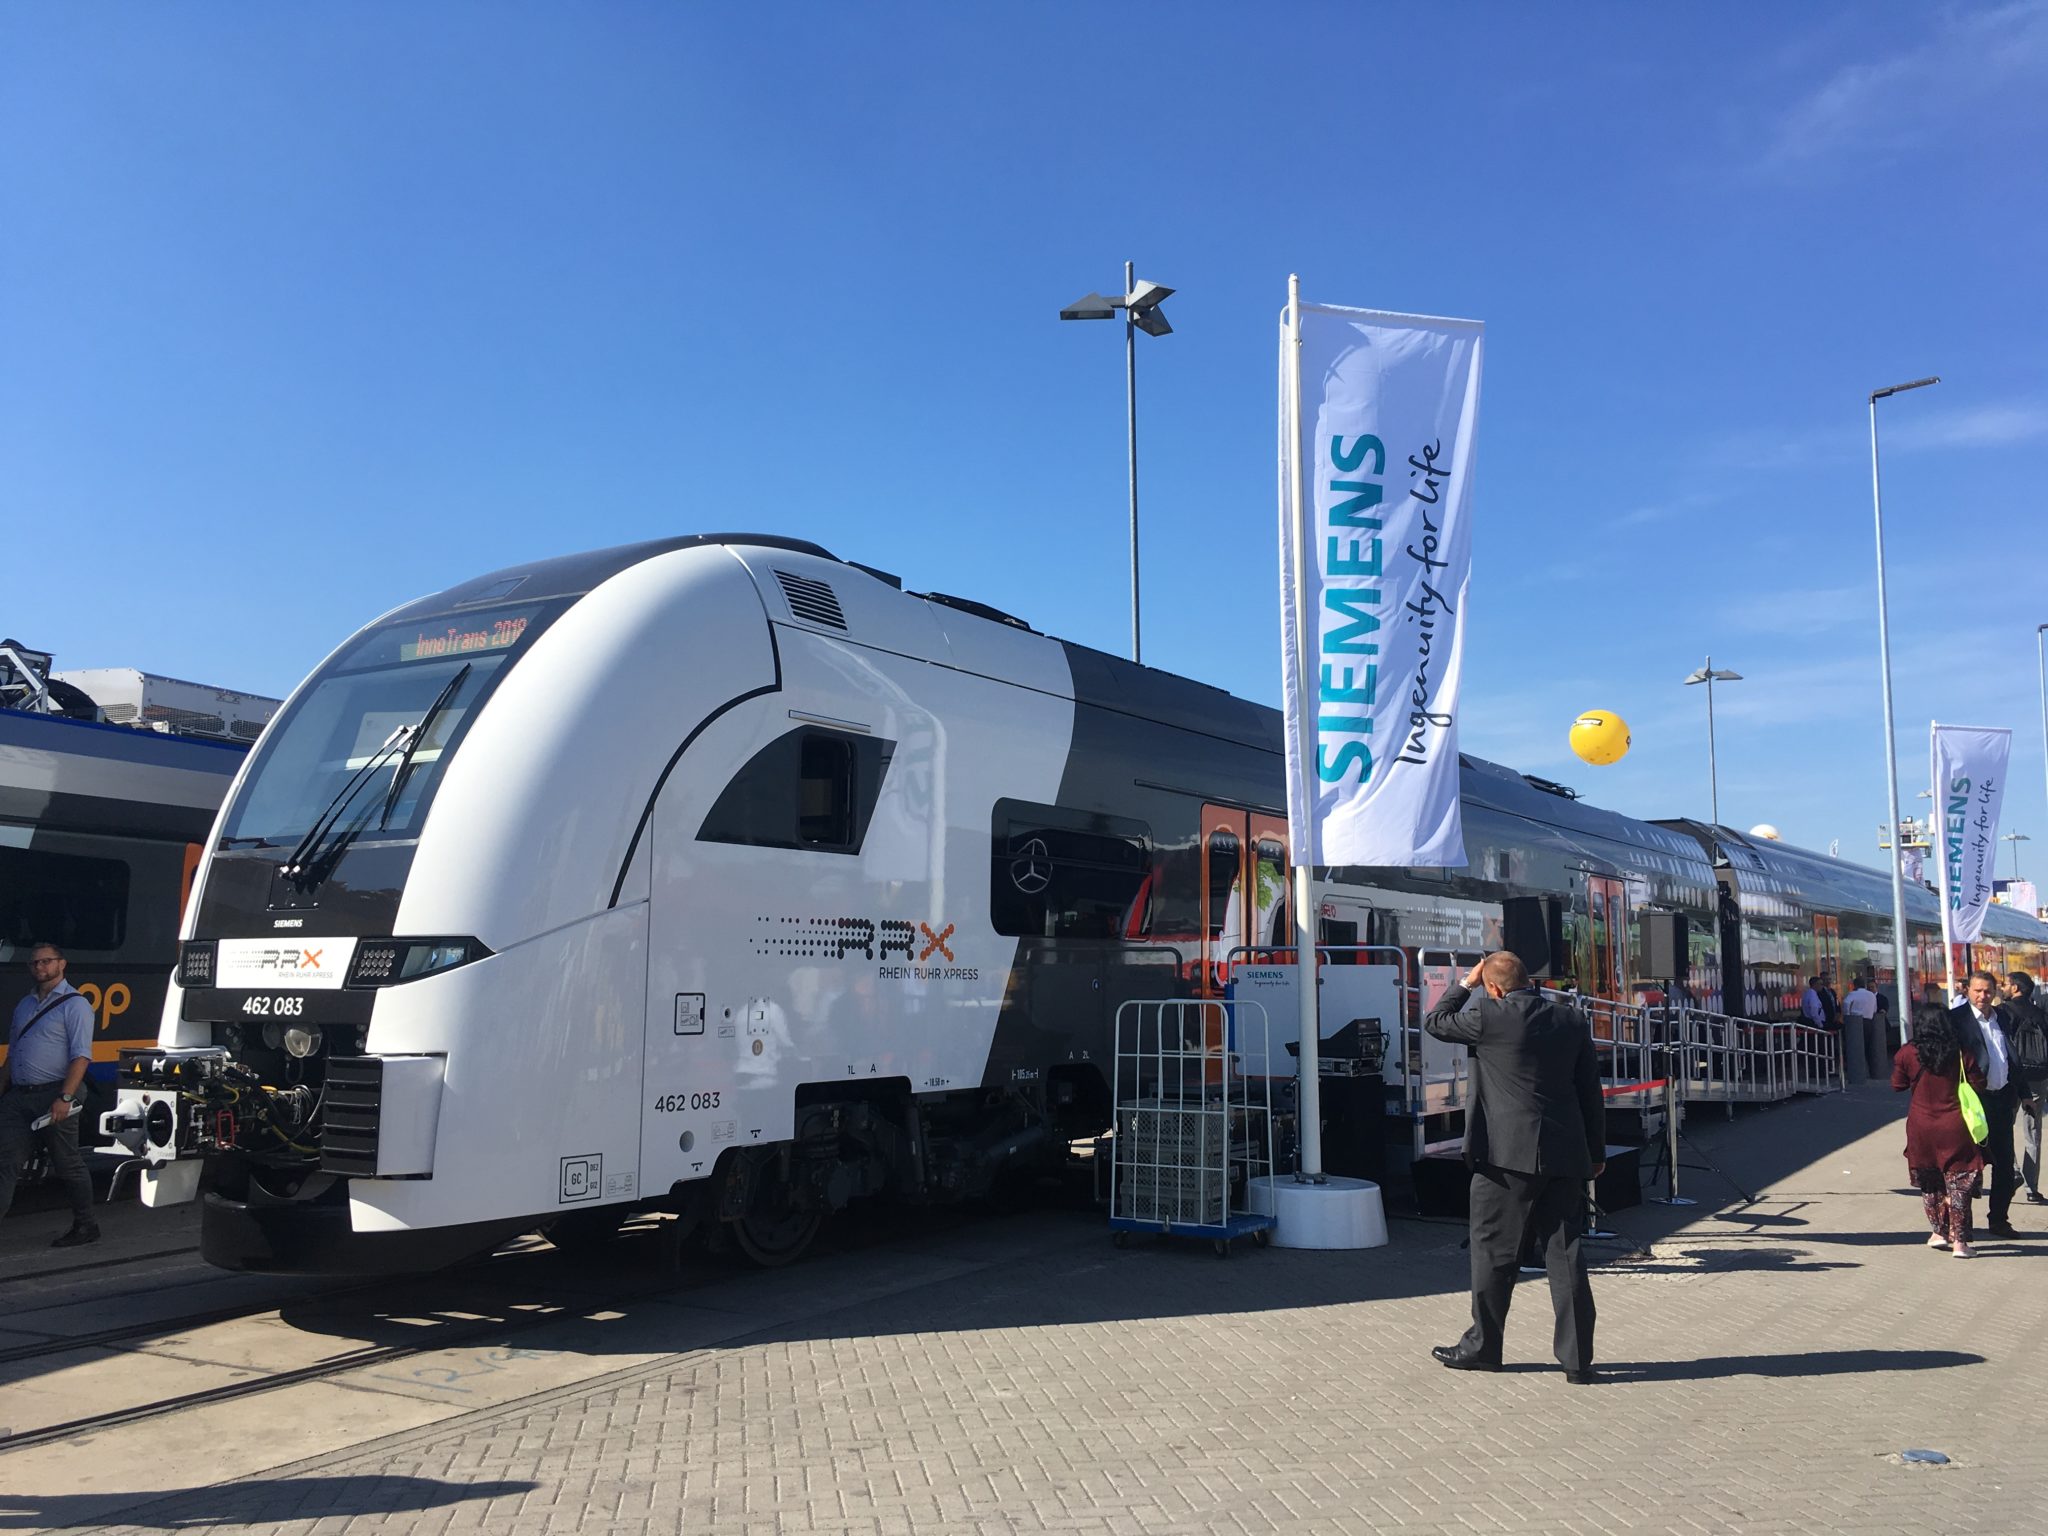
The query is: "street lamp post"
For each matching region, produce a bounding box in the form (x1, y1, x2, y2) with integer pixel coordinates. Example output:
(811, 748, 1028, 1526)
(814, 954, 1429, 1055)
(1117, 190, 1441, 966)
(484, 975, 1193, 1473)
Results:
(1683, 657, 1743, 828)
(1869, 375, 1939, 1012)
(2037, 624, 2047, 876)
(2004, 831, 2031, 881)
(1059, 266, 1175, 665)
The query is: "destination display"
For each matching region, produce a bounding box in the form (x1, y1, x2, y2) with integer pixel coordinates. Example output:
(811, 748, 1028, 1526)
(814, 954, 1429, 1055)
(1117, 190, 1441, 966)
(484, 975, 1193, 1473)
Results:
(398, 608, 534, 663)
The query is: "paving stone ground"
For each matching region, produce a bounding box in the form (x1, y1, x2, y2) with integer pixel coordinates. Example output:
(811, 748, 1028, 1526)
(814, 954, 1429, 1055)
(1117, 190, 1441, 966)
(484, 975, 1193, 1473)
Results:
(5, 1082, 2045, 1535)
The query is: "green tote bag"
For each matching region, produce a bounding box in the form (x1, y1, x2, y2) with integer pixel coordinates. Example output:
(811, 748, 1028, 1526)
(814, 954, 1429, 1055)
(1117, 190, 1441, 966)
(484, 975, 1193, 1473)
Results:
(1956, 1070, 1990, 1146)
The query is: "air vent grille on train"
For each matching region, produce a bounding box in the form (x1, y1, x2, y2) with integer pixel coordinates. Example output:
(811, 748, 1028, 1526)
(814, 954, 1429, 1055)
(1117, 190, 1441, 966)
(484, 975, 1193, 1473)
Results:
(773, 570, 848, 630)
(319, 1057, 384, 1177)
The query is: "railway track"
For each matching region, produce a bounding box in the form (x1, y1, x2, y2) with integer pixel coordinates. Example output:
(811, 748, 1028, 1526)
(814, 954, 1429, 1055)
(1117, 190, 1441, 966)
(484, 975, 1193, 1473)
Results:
(0, 1189, 1042, 1457)
(0, 1300, 590, 1453)
(0, 1245, 674, 1454)
(0, 1209, 896, 1454)
(0, 1243, 203, 1290)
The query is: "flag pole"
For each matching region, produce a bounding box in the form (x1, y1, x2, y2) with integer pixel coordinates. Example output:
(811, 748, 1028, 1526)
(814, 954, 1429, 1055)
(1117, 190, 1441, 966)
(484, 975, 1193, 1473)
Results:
(1933, 725, 1957, 1003)
(1285, 272, 1325, 1183)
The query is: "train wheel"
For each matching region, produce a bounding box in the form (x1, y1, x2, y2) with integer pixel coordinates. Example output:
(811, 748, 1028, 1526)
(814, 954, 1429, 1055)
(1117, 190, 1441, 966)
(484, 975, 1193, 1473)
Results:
(544, 1205, 627, 1254)
(729, 1162, 822, 1268)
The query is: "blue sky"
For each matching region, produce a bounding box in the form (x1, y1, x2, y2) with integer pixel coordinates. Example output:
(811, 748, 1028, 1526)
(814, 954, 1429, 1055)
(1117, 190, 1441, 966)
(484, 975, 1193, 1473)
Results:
(5, 2, 2046, 880)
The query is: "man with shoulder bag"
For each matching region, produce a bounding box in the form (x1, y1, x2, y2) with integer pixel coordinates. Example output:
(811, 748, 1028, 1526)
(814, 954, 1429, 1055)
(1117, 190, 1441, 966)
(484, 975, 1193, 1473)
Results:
(1, 941, 100, 1246)
(2002, 973, 2048, 1207)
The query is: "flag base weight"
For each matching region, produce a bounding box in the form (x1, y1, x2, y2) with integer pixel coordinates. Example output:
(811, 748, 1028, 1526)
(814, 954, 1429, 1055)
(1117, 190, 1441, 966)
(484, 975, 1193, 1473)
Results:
(1247, 1174, 1388, 1249)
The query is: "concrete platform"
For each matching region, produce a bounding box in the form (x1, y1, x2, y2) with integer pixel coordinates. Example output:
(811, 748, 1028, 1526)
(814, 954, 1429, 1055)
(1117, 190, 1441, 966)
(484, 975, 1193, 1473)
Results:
(2, 1084, 2044, 1534)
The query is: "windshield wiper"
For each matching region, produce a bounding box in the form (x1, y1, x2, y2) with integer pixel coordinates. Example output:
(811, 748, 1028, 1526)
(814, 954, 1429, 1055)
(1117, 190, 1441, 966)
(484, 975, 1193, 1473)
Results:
(380, 663, 470, 830)
(281, 725, 411, 886)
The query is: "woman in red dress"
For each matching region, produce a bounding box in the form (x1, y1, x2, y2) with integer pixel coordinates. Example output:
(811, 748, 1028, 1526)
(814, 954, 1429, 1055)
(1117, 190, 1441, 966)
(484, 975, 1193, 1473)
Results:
(1893, 1005, 1988, 1257)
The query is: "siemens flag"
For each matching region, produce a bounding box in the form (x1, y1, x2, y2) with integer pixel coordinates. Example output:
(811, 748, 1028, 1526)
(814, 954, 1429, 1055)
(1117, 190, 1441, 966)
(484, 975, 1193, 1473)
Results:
(1278, 288, 1482, 866)
(1929, 722, 2011, 947)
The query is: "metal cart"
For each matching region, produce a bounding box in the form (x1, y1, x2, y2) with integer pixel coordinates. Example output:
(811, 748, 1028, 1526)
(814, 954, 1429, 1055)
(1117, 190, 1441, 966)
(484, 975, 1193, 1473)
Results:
(1108, 997, 1277, 1257)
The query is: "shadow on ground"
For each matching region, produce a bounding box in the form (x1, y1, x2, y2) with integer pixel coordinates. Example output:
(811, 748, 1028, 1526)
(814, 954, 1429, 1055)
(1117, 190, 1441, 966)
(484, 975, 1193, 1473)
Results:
(0, 1476, 535, 1531)
(1586, 1347, 1984, 1383)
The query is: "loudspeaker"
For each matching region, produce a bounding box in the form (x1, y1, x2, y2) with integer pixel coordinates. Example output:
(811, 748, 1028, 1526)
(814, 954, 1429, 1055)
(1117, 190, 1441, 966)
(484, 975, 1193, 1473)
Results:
(1502, 895, 1567, 977)
(1641, 910, 1688, 981)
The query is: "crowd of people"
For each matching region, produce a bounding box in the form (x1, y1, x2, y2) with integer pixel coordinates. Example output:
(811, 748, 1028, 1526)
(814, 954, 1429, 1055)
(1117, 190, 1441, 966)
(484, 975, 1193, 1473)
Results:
(1891, 969, 2048, 1257)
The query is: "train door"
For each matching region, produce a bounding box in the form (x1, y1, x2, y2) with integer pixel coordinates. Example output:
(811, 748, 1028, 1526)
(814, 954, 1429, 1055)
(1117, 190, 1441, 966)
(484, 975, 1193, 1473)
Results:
(1199, 806, 1292, 995)
(1813, 915, 1841, 992)
(1585, 875, 1626, 1000)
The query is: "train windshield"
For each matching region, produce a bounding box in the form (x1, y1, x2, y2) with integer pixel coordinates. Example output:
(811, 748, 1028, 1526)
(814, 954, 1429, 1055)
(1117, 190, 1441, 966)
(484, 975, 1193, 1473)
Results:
(220, 602, 554, 846)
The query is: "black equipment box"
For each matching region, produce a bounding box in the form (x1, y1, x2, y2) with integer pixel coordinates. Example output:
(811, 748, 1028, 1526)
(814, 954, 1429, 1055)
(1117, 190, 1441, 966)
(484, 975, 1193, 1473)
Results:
(1317, 1073, 1387, 1184)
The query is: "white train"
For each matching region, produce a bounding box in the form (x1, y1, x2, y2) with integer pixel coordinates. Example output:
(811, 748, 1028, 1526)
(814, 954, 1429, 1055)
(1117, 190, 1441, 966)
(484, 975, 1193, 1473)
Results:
(114, 535, 1281, 1270)
(107, 533, 2048, 1272)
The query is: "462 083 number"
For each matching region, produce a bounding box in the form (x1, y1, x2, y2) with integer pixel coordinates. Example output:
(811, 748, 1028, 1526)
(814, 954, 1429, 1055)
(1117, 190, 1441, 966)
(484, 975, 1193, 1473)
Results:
(652, 1091, 720, 1113)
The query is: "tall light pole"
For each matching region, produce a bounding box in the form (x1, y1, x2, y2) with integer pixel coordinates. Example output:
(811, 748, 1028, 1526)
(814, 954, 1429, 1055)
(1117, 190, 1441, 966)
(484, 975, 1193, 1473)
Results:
(1060, 265, 1175, 664)
(2004, 831, 2031, 880)
(2037, 623, 2047, 884)
(1870, 375, 1939, 1010)
(1683, 657, 1742, 828)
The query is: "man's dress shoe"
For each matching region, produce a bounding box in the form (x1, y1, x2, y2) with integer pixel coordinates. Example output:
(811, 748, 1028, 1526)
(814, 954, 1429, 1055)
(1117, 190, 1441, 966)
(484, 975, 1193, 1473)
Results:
(1431, 1345, 1498, 1372)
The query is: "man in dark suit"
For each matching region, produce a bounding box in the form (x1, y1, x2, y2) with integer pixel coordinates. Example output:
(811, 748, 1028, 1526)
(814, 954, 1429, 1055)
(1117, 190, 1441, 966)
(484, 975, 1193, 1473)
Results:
(1425, 950, 1606, 1383)
(2003, 973, 2048, 1205)
(1951, 970, 2022, 1237)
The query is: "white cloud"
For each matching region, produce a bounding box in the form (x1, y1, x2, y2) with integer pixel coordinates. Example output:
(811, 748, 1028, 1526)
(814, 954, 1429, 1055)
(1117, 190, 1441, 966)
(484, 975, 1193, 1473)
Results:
(1701, 396, 2047, 473)
(1886, 401, 2048, 451)
(1609, 503, 1680, 529)
(1719, 585, 1868, 638)
(1760, 1, 2048, 173)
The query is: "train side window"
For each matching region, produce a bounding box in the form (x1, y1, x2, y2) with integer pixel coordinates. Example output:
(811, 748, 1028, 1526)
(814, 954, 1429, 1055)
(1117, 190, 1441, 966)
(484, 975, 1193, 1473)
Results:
(1205, 831, 1240, 940)
(990, 799, 1152, 940)
(1501, 894, 1566, 978)
(797, 735, 855, 847)
(698, 728, 893, 855)
(1320, 917, 1360, 963)
(1254, 836, 1291, 947)
(0, 846, 131, 954)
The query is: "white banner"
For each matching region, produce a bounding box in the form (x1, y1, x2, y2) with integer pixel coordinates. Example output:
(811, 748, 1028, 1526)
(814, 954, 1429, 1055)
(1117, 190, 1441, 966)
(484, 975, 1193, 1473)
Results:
(1278, 296, 1482, 867)
(1930, 722, 2011, 945)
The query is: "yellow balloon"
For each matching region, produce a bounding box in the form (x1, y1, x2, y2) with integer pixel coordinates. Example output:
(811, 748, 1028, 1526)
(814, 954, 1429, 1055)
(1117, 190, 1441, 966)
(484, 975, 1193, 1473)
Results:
(1570, 709, 1631, 766)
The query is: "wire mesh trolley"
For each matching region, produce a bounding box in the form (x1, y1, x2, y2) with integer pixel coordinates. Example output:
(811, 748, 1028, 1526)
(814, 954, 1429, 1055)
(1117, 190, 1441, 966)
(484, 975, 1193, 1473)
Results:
(1108, 998, 1277, 1256)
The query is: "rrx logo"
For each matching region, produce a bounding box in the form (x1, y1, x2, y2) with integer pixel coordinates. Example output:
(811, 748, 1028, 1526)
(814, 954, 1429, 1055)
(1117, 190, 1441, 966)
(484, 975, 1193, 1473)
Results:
(247, 948, 326, 972)
(831, 918, 954, 963)
(754, 915, 957, 964)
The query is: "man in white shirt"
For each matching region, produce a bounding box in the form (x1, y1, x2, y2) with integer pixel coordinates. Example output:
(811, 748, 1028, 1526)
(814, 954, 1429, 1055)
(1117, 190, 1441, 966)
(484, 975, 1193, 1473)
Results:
(1840, 978, 1879, 1085)
(1951, 971, 2020, 1238)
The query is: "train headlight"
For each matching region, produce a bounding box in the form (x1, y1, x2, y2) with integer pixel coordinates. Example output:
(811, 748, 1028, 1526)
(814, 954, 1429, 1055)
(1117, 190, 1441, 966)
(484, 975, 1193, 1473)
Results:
(401, 941, 476, 980)
(219, 1021, 245, 1054)
(178, 941, 217, 988)
(346, 937, 491, 987)
(282, 1023, 324, 1059)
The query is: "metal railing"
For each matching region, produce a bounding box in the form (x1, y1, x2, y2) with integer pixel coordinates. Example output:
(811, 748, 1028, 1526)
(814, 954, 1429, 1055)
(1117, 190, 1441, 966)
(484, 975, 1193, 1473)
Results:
(1212, 948, 1846, 1176)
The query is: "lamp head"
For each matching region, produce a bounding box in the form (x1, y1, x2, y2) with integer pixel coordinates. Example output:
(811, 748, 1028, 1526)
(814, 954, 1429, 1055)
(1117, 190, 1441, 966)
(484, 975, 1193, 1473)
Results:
(1126, 279, 1174, 311)
(1059, 292, 1121, 321)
